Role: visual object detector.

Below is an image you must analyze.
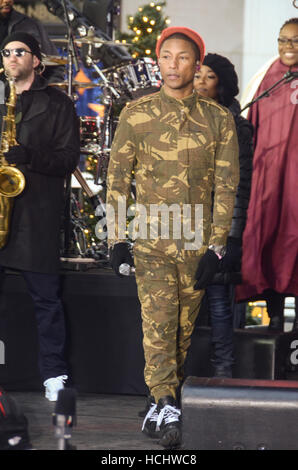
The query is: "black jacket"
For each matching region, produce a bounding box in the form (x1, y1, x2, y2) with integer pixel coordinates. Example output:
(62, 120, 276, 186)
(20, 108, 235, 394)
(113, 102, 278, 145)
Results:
(0, 75, 80, 273)
(211, 99, 253, 284)
(228, 99, 253, 240)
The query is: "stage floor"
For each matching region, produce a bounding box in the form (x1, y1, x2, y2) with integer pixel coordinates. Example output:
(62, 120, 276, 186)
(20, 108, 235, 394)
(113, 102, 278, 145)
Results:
(9, 391, 163, 451)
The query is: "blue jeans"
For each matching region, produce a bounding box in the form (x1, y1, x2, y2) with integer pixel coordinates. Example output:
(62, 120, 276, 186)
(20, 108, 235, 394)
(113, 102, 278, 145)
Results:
(205, 284, 234, 368)
(0, 267, 68, 381)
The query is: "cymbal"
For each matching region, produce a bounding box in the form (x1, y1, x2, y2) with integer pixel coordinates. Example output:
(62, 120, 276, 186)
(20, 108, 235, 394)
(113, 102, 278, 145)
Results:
(76, 37, 132, 47)
(50, 81, 100, 89)
(41, 54, 68, 66)
(53, 37, 131, 47)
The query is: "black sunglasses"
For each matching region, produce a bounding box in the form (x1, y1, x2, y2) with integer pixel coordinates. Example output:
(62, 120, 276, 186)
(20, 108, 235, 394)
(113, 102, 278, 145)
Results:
(1, 48, 33, 58)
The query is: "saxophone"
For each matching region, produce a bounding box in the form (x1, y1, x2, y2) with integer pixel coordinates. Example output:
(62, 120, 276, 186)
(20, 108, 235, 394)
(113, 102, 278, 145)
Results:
(0, 78, 26, 249)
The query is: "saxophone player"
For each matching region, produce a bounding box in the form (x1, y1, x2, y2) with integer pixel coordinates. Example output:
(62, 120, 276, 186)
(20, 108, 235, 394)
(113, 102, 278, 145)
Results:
(0, 32, 80, 401)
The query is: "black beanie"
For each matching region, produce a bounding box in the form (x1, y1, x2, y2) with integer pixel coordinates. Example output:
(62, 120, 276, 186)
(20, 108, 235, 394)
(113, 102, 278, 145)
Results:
(1, 32, 42, 61)
(203, 53, 239, 107)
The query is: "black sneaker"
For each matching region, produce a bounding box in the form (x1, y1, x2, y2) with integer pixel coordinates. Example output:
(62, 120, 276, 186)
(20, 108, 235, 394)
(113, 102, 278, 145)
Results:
(268, 315, 284, 332)
(156, 396, 181, 449)
(142, 399, 160, 439)
(138, 395, 154, 417)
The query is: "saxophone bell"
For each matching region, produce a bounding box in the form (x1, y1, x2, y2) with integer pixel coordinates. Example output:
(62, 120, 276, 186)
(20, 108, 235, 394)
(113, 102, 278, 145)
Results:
(0, 165, 26, 197)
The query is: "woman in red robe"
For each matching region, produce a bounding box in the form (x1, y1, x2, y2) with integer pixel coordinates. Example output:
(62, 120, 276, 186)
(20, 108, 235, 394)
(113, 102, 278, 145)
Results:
(236, 18, 298, 331)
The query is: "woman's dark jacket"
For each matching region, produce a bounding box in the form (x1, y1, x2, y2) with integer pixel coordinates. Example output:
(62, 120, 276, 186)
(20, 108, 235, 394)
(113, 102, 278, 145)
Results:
(0, 75, 80, 273)
(211, 99, 253, 284)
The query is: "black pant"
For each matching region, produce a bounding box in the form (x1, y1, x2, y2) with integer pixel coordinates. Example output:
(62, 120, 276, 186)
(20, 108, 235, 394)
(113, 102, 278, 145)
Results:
(0, 267, 68, 382)
(265, 289, 298, 319)
(206, 284, 234, 368)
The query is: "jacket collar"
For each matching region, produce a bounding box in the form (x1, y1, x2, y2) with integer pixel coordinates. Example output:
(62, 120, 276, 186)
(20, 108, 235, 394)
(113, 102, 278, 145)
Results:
(7, 9, 27, 31)
(20, 75, 50, 122)
(160, 86, 197, 111)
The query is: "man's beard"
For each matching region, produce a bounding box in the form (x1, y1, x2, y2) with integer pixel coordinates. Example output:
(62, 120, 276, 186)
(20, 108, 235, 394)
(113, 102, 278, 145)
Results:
(6, 64, 34, 82)
(0, 4, 12, 19)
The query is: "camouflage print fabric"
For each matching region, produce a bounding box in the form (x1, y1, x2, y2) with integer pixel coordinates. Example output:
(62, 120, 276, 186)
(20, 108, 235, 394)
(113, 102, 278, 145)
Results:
(107, 87, 239, 251)
(106, 87, 239, 401)
(134, 248, 205, 402)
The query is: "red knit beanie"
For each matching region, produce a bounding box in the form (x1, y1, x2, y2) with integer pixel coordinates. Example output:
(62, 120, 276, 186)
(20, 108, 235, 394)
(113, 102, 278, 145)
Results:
(155, 27, 205, 62)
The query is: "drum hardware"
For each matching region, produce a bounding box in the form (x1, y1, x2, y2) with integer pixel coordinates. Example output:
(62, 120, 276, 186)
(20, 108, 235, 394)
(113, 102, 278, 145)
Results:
(84, 53, 121, 99)
(101, 58, 162, 99)
(79, 116, 101, 147)
(53, 37, 132, 48)
(48, 6, 161, 262)
(73, 167, 105, 213)
(65, 168, 108, 262)
(50, 81, 100, 89)
(71, 170, 103, 193)
(41, 54, 68, 66)
(80, 147, 107, 155)
(73, 167, 107, 256)
(94, 150, 110, 184)
(61, 0, 81, 96)
(60, 0, 84, 258)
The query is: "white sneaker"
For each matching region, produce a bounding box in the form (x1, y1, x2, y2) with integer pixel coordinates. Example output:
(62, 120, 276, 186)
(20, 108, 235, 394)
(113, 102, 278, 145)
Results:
(43, 375, 68, 402)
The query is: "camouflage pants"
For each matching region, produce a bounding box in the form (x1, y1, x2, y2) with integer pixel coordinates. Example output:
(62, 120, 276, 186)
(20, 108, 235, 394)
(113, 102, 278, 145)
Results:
(134, 246, 205, 403)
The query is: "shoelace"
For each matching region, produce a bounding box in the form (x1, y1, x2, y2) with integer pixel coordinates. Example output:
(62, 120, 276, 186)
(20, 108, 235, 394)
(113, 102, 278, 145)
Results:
(58, 375, 68, 384)
(142, 403, 159, 431)
(44, 375, 68, 388)
(156, 405, 181, 432)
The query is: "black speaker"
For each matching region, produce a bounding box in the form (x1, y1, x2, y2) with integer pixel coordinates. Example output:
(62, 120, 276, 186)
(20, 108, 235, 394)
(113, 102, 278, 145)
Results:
(185, 326, 298, 380)
(182, 376, 298, 450)
(0, 270, 146, 394)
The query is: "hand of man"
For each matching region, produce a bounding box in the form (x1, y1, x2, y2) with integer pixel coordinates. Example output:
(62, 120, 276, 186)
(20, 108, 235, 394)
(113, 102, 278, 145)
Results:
(194, 249, 221, 290)
(220, 237, 242, 272)
(4, 145, 31, 165)
(109, 242, 133, 277)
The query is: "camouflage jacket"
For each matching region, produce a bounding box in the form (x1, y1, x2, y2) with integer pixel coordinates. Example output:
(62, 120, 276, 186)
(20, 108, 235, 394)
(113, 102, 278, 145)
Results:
(106, 87, 239, 255)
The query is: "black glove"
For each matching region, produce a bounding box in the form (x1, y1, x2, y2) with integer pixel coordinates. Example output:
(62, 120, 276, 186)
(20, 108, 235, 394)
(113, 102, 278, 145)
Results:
(194, 249, 220, 290)
(4, 145, 30, 165)
(109, 242, 133, 278)
(220, 237, 242, 272)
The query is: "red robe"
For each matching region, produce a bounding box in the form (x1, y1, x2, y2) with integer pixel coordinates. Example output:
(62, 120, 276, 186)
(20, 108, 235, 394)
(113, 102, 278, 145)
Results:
(236, 59, 298, 301)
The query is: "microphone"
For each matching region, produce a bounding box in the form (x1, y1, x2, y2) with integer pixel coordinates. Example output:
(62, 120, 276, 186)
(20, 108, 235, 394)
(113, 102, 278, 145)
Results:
(119, 263, 135, 276)
(284, 70, 298, 82)
(52, 388, 77, 450)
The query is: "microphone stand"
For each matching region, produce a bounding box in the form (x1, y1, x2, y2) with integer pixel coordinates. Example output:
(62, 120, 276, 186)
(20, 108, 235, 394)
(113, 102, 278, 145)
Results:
(241, 70, 298, 114)
(106, 0, 114, 39)
(61, 0, 81, 258)
(84, 54, 120, 188)
(61, 0, 80, 95)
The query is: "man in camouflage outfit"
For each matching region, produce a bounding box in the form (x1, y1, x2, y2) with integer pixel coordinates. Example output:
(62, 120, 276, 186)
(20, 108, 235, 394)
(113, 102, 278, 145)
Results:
(107, 27, 239, 448)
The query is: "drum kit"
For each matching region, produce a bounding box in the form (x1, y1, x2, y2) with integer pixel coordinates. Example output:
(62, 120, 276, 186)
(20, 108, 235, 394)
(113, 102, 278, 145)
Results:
(45, 29, 161, 263)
